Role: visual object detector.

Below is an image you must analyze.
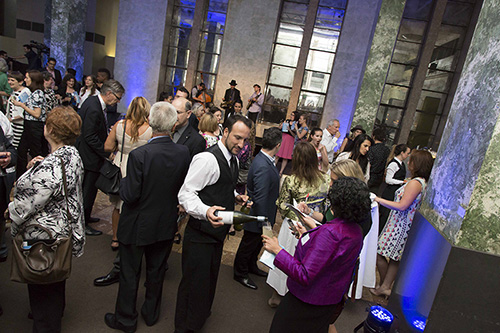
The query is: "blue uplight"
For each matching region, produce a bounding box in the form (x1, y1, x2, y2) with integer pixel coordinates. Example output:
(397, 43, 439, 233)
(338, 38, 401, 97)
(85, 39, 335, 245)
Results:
(370, 306, 394, 323)
(412, 319, 426, 331)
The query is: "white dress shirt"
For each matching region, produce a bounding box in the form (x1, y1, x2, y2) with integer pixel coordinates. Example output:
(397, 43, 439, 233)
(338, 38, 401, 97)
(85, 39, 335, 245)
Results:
(178, 140, 238, 221)
(385, 157, 405, 185)
(320, 128, 339, 163)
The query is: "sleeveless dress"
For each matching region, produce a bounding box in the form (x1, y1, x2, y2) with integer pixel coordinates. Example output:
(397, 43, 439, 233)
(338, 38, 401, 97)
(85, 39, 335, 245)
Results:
(109, 120, 152, 209)
(315, 146, 323, 170)
(276, 121, 296, 160)
(377, 177, 426, 261)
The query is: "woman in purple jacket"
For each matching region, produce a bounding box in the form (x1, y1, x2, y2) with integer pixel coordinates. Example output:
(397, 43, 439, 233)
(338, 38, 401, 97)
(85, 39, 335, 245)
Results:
(263, 177, 371, 333)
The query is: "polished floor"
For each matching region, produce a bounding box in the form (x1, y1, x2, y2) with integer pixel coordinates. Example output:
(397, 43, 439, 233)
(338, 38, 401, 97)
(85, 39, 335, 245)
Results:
(0, 190, 385, 332)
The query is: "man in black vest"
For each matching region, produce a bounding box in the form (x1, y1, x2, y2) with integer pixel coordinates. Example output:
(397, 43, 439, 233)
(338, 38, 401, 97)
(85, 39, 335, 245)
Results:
(174, 114, 253, 333)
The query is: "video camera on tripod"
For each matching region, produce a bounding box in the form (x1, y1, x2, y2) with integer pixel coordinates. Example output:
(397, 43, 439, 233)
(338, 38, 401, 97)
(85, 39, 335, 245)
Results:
(28, 40, 50, 56)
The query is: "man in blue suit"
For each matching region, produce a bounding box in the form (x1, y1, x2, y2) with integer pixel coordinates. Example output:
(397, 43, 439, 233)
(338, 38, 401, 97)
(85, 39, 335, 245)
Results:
(233, 127, 282, 289)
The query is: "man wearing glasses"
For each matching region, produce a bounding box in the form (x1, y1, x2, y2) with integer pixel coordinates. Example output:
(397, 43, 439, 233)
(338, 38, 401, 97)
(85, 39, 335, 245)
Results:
(76, 79, 125, 236)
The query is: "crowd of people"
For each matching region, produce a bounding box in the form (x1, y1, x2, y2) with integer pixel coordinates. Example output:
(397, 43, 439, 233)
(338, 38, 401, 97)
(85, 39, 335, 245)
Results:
(0, 52, 435, 333)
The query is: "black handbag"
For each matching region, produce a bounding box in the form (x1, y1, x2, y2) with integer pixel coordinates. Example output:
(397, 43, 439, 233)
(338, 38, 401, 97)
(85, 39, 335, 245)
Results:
(10, 157, 73, 284)
(96, 120, 126, 195)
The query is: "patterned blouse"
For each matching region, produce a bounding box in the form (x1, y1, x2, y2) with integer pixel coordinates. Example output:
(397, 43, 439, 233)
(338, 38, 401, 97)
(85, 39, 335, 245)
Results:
(44, 88, 60, 115)
(24, 89, 46, 122)
(9, 146, 85, 257)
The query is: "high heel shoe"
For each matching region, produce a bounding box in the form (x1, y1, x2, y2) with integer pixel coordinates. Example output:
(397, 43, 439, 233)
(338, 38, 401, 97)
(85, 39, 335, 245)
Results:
(111, 240, 119, 251)
(369, 288, 391, 300)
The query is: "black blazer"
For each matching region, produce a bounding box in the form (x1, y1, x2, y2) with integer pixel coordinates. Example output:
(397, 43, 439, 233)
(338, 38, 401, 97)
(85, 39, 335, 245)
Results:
(0, 127, 17, 169)
(75, 96, 108, 172)
(117, 136, 190, 246)
(177, 124, 206, 159)
(223, 88, 241, 103)
(245, 151, 280, 233)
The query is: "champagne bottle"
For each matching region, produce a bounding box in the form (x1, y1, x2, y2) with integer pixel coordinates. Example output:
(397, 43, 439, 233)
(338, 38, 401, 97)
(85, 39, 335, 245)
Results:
(236, 200, 252, 231)
(214, 210, 267, 227)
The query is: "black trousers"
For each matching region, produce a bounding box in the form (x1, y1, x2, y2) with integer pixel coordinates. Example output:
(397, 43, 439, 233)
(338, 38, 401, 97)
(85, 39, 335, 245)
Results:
(16, 120, 49, 178)
(247, 111, 259, 124)
(115, 240, 173, 328)
(82, 169, 100, 225)
(234, 230, 263, 278)
(28, 280, 66, 333)
(175, 224, 224, 332)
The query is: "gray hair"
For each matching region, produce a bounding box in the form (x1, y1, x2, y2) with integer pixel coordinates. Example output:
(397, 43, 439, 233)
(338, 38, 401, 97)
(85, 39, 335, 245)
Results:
(149, 102, 177, 135)
(100, 79, 125, 95)
(327, 119, 340, 127)
(192, 102, 204, 117)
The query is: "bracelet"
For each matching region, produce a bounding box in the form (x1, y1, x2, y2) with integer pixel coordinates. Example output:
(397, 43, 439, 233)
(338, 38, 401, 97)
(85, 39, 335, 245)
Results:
(308, 210, 314, 217)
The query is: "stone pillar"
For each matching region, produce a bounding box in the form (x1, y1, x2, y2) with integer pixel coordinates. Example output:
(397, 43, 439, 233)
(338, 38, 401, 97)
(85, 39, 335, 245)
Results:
(45, 0, 88, 80)
(350, 0, 406, 133)
(387, 1, 500, 331)
(114, 0, 170, 113)
(320, 0, 383, 137)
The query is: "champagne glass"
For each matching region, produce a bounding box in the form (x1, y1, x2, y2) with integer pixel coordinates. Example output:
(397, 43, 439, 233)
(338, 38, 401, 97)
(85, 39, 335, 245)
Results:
(262, 220, 274, 238)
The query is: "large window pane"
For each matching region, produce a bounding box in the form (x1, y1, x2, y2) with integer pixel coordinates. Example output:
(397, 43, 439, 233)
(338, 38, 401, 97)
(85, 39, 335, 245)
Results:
(392, 40, 421, 65)
(302, 70, 330, 93)
(167, 47, 190, 68)
(422, 69, 453, 92)
(310, 28, 339, 52)
(408, 131, 434, 149)
(315, 6, 344, 30)
(177, 0, 196, 8)
(386, 63, 414, 86)
(297, 91, 325, 112)
(417, 90, 447, 114)
(412, 111, 440, 133)
(208, 0, 228, 13)
(166, 67, 187, 87)
(442, 2, 474, 26)
(269, 65, 296, 87)
(305, 50, 335, 72)
(272, 44, 300, 67)
(276, 23, 304, 47)
(377, 105, 403, 128)
(265, 85, 292, 107)
(403, 0, 433, 21)
(197, 52, 219, 73)
(170, 28, 191, 49)
(200, 32, 223, 54)
(398, 19, 427, 43)
(319, 0, 347, 8)
(172, 5, 195, 28)
(204, 12, 226, 33)
(281, 2, 308, 25)
(381, 85, 409, 107)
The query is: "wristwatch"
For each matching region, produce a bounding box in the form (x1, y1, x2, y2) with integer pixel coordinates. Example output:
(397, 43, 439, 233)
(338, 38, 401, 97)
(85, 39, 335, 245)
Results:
(308, 209, 314, 217)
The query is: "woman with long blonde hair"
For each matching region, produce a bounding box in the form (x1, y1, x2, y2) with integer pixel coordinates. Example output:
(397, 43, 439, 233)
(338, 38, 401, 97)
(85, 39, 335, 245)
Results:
(104, 96, 152, 250)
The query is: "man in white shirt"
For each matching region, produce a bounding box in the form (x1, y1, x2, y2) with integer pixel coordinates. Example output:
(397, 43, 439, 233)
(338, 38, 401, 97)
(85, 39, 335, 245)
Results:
(175, 114, 252, 333)
(320, 119, 341, 163)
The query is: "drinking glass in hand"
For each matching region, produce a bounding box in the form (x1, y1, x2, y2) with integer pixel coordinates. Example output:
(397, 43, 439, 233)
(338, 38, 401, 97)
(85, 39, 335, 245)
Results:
(262, 221, 274, 238)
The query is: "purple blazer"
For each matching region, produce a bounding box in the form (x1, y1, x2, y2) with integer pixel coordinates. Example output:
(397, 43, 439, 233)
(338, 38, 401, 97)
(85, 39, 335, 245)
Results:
(274, 218, 363, 305)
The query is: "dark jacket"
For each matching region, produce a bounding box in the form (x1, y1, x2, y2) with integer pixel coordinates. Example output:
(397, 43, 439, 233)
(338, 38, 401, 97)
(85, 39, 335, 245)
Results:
(223, 88, 241, 104)
(0, 127, 17, 169)
(245, 151, 280, 233)
(75, 95, 108, 172)
(177, 124, 206, 159)
(117, 136, 190, 246)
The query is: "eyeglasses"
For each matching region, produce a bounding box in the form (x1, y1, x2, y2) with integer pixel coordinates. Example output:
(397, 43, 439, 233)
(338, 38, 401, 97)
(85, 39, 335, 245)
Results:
(112, 92, 122, 101)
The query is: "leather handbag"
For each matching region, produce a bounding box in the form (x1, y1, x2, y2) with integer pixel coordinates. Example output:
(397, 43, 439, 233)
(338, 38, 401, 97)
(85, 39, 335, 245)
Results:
(95, 120, 126, 195)
(10, 157, 73, 284)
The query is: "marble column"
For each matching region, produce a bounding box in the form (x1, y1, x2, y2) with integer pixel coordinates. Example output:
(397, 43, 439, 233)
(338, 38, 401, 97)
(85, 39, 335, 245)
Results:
(45, 0, 88, 80)
(320, 0, 382, 136)
(114, 0, 170, 113)
(350, 0, 406, 133)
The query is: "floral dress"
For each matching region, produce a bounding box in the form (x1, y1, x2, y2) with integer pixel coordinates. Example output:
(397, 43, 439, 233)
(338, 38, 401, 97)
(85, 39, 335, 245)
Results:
(377, 177, 426, 261)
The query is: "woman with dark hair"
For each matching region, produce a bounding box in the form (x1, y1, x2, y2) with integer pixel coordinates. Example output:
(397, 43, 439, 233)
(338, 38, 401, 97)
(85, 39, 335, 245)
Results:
(339, 124, 365, 153)
(9, 106, 84, 332)
(267, 141, 330, 307)
(309, 127, 329, 171)
(276, 111, 298, 177)
(336, 133, 373, 182)
(372, 150, 433, 298)
(12, 70, 48, 178)
(58, 74, 80, 110)
(78, 75, 98, 108)
(43, 72, 59, 117)
(378, 143, 411, 233)
(263, 177, 371, 333)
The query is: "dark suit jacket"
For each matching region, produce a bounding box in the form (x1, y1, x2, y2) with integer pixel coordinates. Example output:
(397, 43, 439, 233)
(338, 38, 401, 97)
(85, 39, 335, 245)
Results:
(75, 96, 108, 172)
(245, 151, 280, 233)
(223, 88, 241, 103)
(117, 136, 190, 246)
(0, 127, 17, 169)
(177, 124, 206, 159)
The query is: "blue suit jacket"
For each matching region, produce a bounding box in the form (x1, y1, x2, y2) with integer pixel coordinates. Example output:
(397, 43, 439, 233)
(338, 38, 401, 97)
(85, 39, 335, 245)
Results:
(245, 151, 280, 233)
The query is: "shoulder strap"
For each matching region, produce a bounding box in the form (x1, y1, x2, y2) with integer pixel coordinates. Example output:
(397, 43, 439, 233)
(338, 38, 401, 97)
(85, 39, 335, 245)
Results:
(120, 120, 127, 164)
(58, 156, 72, 222)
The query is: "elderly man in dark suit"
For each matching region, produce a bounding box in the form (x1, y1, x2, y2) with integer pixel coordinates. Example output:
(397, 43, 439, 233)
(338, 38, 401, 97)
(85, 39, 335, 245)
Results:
(233, 127, 282, 289)
(75, 79, 124, 236)
(171, 97, 205, 157)
(105, 102, 190, 332)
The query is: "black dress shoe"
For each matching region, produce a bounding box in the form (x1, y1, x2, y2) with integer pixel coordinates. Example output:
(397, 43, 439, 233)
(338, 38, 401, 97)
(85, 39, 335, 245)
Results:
(104, 313, 136, 333)
(85, 225, 102, 236)
(233, 276, 257, 290)
(249, 268, 268, 277)
(89, 217, 100, 223)
(94, 271, 119, 286)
